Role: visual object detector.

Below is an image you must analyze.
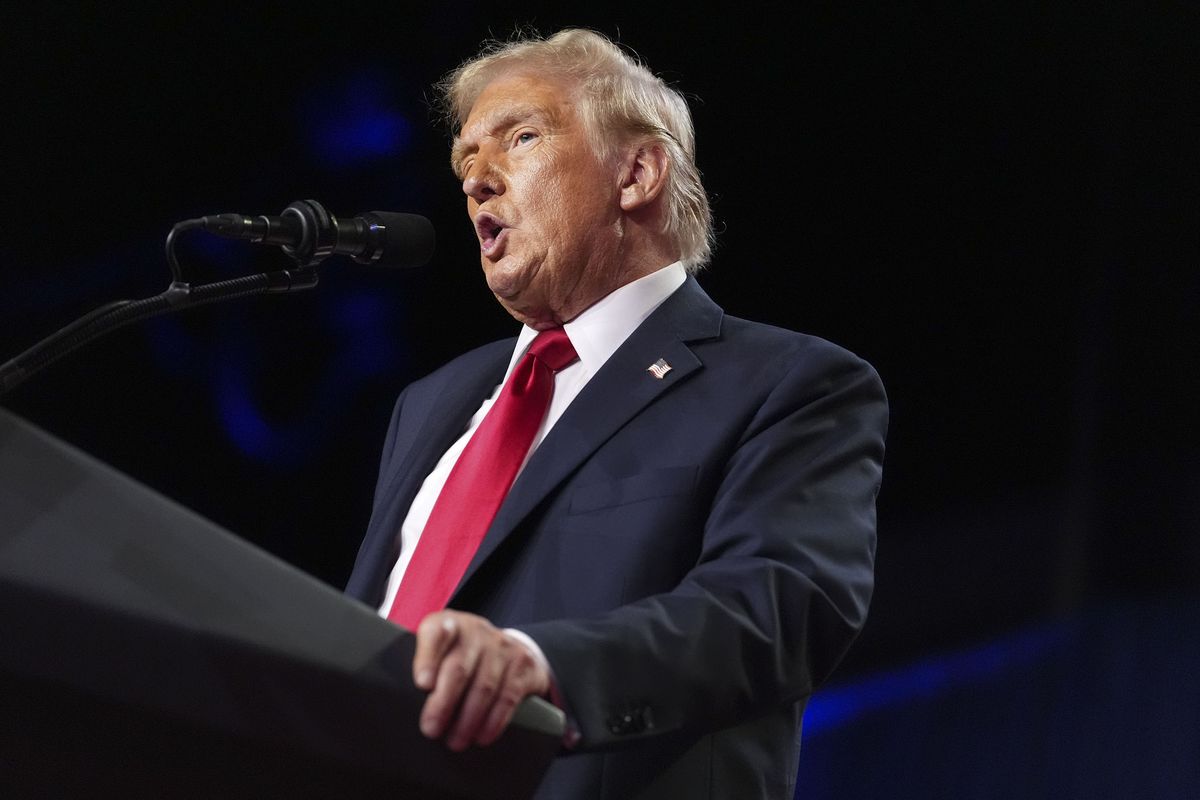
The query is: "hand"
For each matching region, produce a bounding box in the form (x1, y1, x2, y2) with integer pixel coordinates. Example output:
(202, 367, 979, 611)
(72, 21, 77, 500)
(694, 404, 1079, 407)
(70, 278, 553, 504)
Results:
(412, 610, 551, 751)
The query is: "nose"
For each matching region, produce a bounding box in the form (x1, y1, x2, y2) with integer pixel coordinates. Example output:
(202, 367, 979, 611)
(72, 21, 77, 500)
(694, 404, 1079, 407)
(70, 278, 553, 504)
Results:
(462, 156, 504, 202)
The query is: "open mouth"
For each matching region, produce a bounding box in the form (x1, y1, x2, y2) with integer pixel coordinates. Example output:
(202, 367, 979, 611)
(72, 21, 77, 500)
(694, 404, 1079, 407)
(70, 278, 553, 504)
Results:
(475, 213, 507, 254)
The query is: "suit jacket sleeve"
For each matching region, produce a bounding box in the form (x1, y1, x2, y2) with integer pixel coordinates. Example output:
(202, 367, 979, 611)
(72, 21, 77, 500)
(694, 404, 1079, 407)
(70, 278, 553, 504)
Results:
(515, 343, 887, 749)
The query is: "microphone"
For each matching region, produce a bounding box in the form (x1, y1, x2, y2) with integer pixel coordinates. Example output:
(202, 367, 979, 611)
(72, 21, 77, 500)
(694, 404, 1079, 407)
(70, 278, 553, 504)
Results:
(200, 199, 435, 270)
(2, 200, 436, 395)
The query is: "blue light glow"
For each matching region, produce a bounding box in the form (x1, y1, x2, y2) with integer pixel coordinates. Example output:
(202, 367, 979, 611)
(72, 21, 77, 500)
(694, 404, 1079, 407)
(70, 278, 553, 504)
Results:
(804, 619, 1076, 737)
(329, 290, 398, 377)
(215, 366, 279, 462)
(139, 280, 410, 466)
(303, 73, 413, 167)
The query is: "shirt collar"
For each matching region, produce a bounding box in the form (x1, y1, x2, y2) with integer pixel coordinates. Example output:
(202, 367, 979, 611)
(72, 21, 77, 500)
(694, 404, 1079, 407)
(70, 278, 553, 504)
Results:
(507, 261, 688, 377)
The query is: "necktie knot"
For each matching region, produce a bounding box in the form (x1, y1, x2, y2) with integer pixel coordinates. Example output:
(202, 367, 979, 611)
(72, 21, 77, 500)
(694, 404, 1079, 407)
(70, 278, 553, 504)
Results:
(527, 327, 578, 373)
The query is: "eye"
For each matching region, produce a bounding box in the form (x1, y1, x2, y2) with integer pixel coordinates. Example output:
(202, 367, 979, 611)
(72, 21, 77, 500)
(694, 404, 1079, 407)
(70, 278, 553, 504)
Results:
(515, 131, 537, 146)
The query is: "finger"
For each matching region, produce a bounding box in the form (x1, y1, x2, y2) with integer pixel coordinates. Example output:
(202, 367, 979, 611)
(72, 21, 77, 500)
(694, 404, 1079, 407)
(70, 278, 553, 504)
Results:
(447, 642, 511, 751)
(475, 678, 522, 747)
(412, 613, 459, 691)
(420, 628, 482, 740)
(476, 647, 546, 746)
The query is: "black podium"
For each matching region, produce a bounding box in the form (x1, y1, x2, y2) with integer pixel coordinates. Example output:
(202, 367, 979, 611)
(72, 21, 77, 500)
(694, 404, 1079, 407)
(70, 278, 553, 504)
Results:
(0, 408, 564, 798)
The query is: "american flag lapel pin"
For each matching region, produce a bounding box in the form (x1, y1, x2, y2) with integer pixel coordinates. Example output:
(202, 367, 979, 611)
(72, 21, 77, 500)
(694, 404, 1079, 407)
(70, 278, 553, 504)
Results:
(647, 358, 672, 380)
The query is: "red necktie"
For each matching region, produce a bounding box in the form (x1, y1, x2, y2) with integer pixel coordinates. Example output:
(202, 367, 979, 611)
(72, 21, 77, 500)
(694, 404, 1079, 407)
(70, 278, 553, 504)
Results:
(386, 328, 578, 630)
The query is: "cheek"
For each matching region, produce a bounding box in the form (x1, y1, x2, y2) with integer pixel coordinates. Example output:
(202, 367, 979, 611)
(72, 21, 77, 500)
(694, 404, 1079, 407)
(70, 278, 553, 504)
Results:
(544, 198, 576, 237)
(524, 176, 573, 238)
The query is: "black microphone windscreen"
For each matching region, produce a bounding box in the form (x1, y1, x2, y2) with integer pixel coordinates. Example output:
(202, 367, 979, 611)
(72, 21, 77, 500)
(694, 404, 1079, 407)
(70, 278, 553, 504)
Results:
(364, 212, 436, 269)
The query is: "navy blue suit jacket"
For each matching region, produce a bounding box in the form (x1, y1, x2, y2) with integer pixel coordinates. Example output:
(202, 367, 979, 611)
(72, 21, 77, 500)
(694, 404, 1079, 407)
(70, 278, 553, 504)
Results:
(346, 277, 887, 799)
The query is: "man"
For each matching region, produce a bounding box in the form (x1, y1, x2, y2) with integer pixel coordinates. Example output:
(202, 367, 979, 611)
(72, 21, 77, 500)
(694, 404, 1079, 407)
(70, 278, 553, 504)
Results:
(346, 28, 887, 799)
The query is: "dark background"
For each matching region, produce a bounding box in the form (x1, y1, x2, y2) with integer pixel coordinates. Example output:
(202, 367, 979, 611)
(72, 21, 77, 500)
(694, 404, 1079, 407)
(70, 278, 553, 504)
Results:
(2, 3, 1196, 796)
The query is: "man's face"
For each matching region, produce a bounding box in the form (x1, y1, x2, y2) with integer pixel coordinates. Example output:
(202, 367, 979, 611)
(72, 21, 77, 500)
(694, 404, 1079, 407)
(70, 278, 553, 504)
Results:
(454, 73, 626, 328)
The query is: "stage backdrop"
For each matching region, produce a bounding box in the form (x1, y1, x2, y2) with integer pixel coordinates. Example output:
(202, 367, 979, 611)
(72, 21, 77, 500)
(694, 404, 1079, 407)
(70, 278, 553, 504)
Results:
(2, 4, 1195, 797)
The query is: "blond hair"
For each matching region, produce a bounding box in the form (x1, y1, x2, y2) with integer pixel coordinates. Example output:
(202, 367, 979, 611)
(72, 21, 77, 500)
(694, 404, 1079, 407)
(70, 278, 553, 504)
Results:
(438, 29, 714, 271)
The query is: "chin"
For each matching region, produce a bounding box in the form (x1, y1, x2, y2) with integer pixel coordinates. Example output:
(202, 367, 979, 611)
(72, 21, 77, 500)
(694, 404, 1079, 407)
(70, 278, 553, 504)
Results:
(483, 258, 528, 295)
(495, 297, 555, 328)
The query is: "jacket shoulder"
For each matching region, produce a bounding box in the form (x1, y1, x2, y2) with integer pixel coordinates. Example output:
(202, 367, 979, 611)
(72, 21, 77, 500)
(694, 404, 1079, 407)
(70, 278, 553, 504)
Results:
(715, 314, 885, 390)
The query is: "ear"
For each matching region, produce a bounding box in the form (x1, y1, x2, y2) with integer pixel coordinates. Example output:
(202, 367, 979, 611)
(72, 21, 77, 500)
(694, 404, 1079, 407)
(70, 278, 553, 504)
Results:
(618, 142, 669, 212)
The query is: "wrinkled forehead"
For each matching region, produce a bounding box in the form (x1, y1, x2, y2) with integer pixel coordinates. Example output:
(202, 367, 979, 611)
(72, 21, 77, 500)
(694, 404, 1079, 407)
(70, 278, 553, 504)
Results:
(463, 71, 578, 131)
(457, 63, 580, 126)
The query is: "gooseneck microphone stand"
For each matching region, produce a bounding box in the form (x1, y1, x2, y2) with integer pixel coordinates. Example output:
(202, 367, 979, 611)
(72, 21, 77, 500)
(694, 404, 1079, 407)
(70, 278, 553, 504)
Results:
(0, 201, 337, 397)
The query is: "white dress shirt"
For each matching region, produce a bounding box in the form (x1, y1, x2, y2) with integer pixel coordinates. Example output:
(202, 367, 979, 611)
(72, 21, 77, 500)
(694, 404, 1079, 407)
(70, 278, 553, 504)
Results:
(377, 261, 687, 617)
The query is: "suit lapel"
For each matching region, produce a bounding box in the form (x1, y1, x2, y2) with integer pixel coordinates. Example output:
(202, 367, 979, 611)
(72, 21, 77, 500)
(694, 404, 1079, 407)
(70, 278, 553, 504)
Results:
(452, 277, 724, 595)
(359, 342, 511, 600)
(390, 352, 508, 508)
